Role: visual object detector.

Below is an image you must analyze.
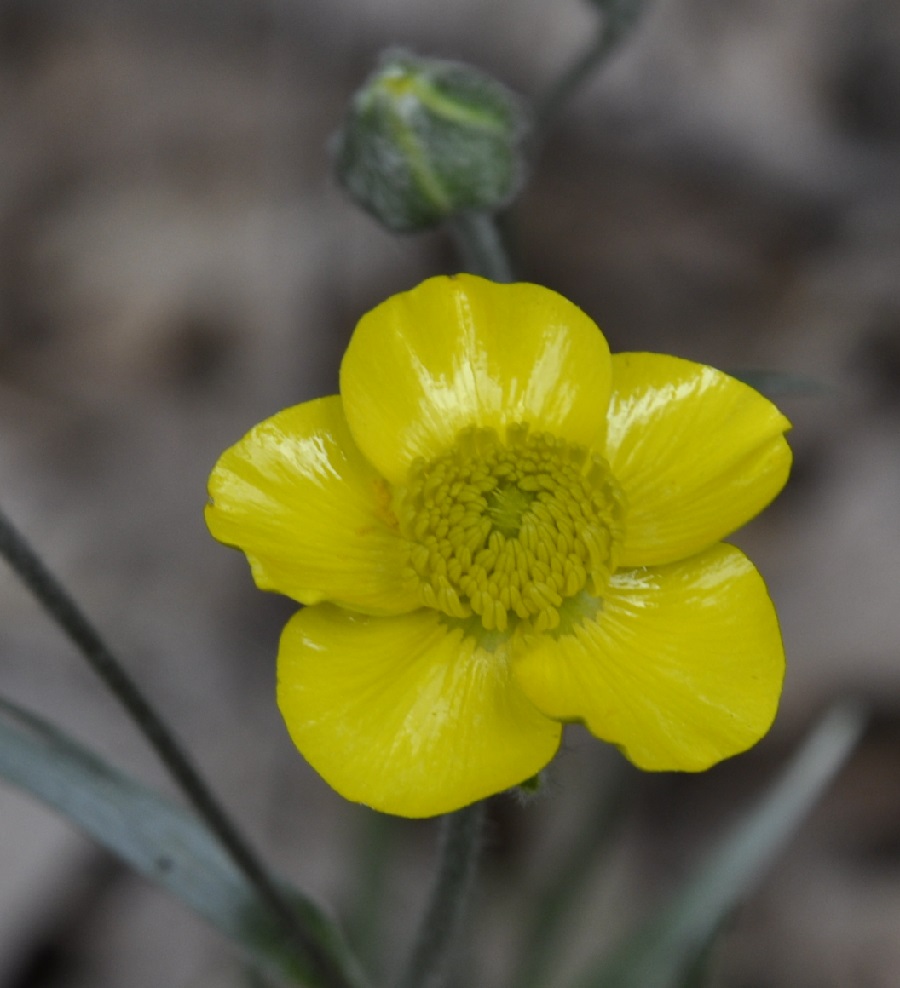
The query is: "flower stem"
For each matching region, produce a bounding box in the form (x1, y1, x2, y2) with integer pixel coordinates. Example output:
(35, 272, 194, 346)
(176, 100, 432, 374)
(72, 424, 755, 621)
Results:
(345, 810, 397, 979)
(445, 211, 515, 283)
(397, 802, 486, 988)
(0, 505, 363, 988)
(510, 756, 633, 988)
(533, 0, 648, 136)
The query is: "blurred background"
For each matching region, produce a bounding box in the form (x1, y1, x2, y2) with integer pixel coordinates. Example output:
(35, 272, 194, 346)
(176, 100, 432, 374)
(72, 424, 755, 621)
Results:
(2, 0, 900, 985)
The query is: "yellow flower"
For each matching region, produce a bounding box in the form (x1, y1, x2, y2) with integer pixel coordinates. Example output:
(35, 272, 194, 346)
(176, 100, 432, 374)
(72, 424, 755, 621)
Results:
(206, 275, 790, 818)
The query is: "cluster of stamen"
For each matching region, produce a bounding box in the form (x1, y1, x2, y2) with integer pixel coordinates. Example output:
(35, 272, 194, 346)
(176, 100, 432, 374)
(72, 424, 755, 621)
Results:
(396, 424, 624, 634)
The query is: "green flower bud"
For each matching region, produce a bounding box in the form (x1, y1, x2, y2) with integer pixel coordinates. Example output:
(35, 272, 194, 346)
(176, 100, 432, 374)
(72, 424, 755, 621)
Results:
(333, 50, 530, 233)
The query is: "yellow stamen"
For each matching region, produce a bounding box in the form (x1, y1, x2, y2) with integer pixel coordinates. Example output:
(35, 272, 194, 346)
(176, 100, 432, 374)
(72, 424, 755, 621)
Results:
(396, 425, 625, 635)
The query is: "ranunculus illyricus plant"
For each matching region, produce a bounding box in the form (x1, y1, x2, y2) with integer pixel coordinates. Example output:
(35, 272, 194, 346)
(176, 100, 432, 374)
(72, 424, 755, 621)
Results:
(206, 275, 791, 818)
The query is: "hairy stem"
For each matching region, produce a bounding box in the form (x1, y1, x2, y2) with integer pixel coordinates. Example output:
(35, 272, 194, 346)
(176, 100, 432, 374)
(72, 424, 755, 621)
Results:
(0, 505, 364, 988)
(446, 211, 515, 283)
(534, 0, 649, 135)
(397, 802, 486, 988)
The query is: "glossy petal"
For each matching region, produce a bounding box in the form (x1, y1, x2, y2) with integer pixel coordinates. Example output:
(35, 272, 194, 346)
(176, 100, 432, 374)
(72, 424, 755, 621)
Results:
(606, 354, 792, 567)
(206, 396, 417, 614)
(340, 274, 612, 485)
(277, 606, 562, 817)
(512, 544, 784, 771)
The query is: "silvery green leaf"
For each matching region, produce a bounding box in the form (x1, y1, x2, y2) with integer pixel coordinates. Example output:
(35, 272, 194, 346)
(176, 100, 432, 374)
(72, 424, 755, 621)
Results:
(0, 696, 366, 988)
(572, 703, 865, 988)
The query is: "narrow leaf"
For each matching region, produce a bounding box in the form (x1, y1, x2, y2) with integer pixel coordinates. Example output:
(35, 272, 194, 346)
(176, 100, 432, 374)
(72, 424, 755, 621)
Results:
(0, 696, 366, 988)
(572, 702, 866, 988)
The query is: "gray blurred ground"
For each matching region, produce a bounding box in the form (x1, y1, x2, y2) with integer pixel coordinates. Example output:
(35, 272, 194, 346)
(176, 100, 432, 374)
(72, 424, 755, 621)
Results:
(2, 0, 900, 985)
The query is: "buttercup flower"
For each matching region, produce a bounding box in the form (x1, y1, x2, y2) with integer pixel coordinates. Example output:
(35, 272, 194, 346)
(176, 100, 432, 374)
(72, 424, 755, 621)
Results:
(206, 275, 790, 818)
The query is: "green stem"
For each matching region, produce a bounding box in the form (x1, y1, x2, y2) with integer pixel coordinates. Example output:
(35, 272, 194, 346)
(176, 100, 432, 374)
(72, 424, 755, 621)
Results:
(397, 802, 486, 988)
(534, 0, 649, 136)
(445, 211, 515, 283)
(0, 505, 363, 988)
(510, 757, 633, 988)
(345, 810, 397, 979)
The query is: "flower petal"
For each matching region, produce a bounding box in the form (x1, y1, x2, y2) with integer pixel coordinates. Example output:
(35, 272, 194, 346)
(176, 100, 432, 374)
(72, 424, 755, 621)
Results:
(206, 396, 417, 614)
(340, 274, 612, 485)
(606, 354, 792, 567)
(277, 605, 562, 817)
(512, 544, 784, 771)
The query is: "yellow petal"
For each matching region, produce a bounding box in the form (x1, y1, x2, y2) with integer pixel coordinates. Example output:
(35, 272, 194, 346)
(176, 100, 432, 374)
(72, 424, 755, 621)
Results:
(206, 396, 417, 614)
(606, 354, 792, 567)
(512, 544, 784, 771)
(340, 274, 612, 485)
(277, 605, 561, 817)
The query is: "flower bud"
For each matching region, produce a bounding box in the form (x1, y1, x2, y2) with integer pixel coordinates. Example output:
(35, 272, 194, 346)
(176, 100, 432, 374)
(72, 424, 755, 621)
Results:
(333, 50, 530, 232)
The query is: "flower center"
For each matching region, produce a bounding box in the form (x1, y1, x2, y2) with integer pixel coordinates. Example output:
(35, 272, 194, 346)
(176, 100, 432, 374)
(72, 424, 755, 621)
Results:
(396, 424, 625, 634)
